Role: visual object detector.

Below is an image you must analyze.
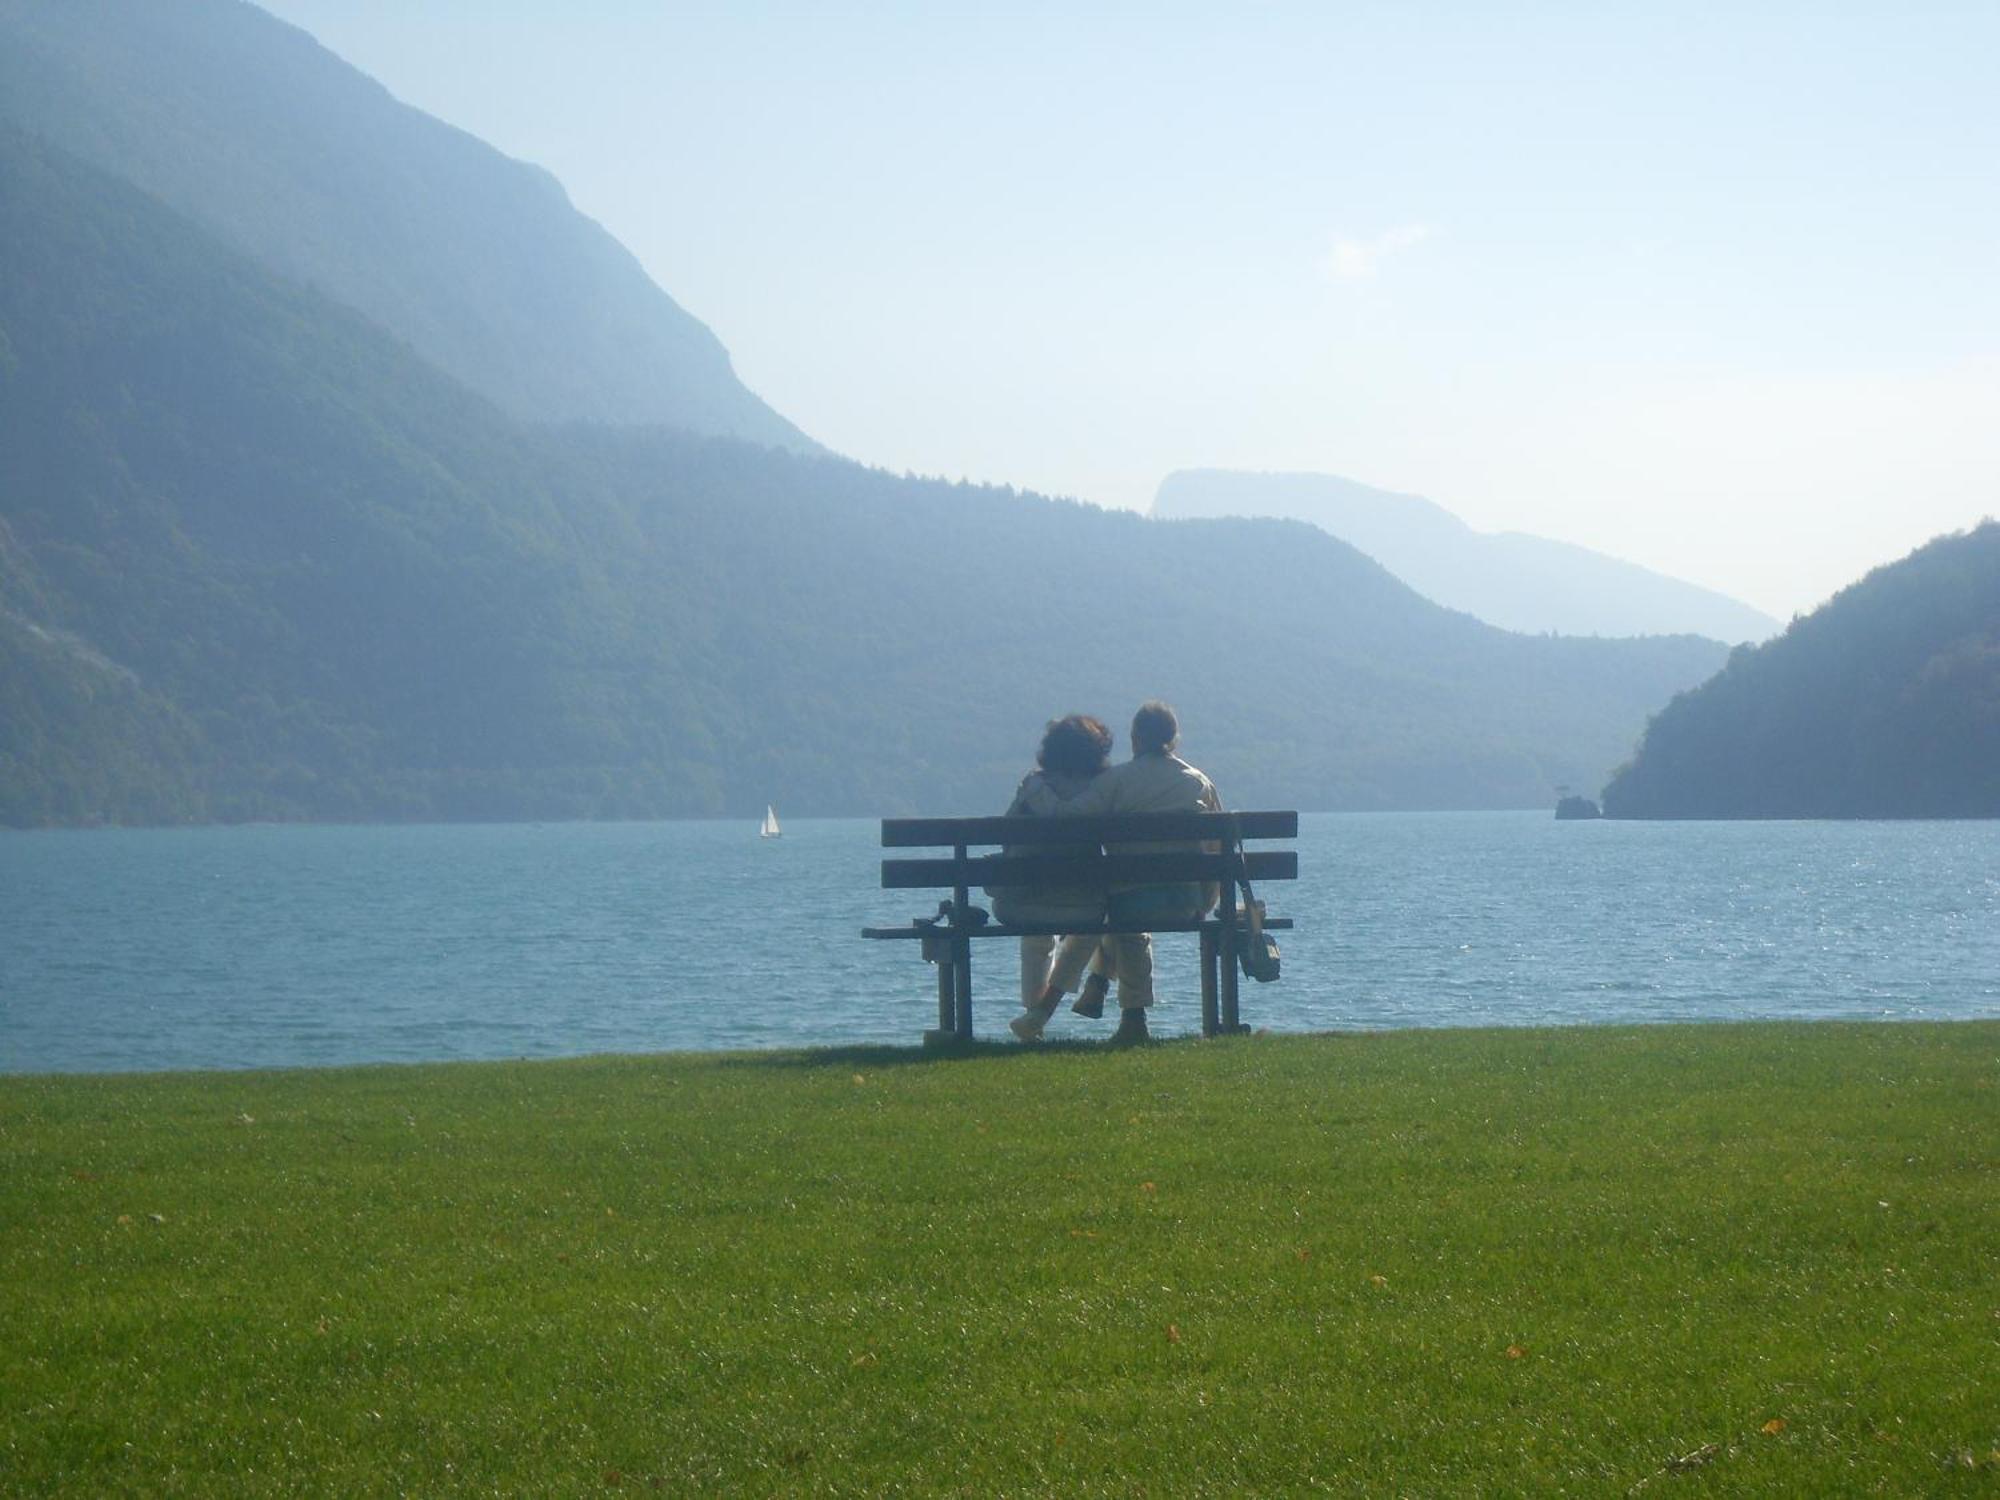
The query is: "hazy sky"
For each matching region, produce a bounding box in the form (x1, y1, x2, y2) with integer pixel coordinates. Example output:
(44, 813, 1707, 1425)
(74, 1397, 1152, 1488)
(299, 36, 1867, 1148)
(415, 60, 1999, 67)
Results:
(256, 1, 1998, 620)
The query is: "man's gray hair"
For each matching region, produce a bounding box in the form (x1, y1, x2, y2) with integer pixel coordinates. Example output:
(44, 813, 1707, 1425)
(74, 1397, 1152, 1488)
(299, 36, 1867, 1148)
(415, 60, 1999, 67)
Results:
(1131, 700, 1179, 755)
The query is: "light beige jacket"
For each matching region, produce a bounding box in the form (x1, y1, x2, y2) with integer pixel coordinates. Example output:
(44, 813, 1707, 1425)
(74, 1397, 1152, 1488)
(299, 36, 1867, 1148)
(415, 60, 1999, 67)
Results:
(1060, 751, 1222, 824)
(1059, 751, 1223, 900)
(984, 768, 1105, 914)
(1004, 768, 1098, 818)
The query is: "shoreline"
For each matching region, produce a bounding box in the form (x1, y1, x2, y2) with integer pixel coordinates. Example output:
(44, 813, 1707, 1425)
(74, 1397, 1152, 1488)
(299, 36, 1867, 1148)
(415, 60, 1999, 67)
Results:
(7, 1013, 1997, 1084)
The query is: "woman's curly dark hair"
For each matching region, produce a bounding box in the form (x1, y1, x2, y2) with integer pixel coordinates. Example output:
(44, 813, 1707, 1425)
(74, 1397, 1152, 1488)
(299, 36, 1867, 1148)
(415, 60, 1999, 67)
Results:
(1036, 714, 1113, 778)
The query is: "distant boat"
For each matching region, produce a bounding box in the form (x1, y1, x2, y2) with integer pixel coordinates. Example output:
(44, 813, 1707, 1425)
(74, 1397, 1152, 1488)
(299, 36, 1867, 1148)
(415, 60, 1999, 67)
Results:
(759, 805, 782, 839)
(1555, 794, 1602, 821)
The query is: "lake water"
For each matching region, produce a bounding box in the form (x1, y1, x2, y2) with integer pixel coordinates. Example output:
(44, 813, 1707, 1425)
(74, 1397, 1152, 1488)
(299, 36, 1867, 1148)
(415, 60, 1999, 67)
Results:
(3, 814, 1996, 1074)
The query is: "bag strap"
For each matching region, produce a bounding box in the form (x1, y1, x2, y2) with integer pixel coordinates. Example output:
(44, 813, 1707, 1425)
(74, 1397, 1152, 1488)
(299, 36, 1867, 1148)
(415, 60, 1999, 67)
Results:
(1230, 813, 1264, 940)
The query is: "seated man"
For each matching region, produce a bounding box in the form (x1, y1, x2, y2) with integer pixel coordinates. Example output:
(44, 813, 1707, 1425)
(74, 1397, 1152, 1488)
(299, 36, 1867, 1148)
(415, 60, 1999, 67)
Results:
(1013, 699, 1221, 1045)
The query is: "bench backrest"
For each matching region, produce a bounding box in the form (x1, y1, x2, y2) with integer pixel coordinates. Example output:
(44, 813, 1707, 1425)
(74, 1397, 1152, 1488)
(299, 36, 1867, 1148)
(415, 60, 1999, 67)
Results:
(879, 810, 1298, 892)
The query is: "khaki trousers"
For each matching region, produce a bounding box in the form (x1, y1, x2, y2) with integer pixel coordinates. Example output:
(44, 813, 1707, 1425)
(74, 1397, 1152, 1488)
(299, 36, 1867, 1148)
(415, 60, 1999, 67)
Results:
(1101, 884, 1215, 1010)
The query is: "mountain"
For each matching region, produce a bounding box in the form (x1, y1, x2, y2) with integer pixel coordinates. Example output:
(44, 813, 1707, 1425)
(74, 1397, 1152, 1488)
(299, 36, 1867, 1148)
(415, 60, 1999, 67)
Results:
(1154, 470, 1781, 642)
(0, 128, 1729, 826)
(0, 517, 208, 825)
(1601, 523, 2000, 819)
(0, 0, 814, 451)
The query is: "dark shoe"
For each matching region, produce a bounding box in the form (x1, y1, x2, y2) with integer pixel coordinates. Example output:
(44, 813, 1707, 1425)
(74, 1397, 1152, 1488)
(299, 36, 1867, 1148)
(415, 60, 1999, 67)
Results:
(1070, 972, 1110, 1019)
(1108, 1007, 1151, 1047)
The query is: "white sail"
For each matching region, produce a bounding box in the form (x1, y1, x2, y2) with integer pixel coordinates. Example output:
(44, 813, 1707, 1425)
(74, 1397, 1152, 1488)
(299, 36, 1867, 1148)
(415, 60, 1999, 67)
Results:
(760, 805, 781, 838)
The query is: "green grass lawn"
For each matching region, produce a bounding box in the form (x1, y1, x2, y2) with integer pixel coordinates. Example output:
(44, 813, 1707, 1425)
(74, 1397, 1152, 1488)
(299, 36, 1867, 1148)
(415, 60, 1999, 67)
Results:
(3, 1022, 1996, 1496)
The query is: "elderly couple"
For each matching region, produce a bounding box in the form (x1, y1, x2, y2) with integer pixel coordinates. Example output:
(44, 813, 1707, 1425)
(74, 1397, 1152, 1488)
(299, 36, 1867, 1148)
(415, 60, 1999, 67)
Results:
(991, 700, 1221, 1046)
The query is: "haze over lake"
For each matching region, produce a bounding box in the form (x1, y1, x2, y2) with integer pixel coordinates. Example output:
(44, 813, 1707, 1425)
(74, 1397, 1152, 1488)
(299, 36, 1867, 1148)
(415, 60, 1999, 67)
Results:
(6, 814, 1996, 1076)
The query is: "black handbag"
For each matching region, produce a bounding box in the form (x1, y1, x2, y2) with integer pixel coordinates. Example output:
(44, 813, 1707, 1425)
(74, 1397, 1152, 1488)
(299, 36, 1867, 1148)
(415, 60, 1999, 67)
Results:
(1233, 827, 1281, 983)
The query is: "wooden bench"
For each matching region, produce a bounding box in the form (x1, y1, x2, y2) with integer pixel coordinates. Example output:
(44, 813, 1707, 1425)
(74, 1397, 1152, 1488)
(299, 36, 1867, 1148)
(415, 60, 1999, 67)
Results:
(861, 811, 1298, 1043)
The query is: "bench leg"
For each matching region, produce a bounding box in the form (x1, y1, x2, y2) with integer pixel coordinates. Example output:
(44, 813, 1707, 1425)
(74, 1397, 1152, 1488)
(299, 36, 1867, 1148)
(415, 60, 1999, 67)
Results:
(1200, 928, 1220, 1038)
(953, 935, 973, 1039)
(1221, 926, 1242, 1034)
(924, 944, 974, 1049)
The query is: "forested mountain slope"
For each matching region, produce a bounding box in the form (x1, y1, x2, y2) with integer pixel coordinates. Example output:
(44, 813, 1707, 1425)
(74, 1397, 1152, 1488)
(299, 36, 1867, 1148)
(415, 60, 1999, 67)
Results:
(0, 130, 1728, 826)
(0, 0, 814, 451)
(1602, 524, 2000, 818)
(1156, 469, 1780, 642)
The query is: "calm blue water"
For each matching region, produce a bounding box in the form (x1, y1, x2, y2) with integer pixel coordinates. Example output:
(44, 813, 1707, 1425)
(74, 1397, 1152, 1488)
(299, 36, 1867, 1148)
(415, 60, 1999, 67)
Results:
(2, 814, 1996, 1074)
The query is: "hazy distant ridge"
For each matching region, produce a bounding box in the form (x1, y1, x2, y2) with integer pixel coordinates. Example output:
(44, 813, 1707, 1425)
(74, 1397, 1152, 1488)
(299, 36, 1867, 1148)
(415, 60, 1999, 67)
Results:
(0, 0, 815, 450)
(1155, 470, 1779, 642)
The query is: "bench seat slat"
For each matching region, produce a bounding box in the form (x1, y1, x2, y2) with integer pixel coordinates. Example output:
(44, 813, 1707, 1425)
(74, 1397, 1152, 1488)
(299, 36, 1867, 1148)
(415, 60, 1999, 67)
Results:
(881, 849, 1297, 890)
(862, 917, 1295, 939)
(883, 851, 1299, 887)
(881, 810, 1298, 848)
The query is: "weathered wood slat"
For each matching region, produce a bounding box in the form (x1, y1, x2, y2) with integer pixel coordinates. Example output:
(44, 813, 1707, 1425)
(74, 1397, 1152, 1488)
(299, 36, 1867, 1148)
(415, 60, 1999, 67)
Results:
(862, 917, 1295, 939)
(881, 810, 1298, 848)
(880, 849, 1298, 890)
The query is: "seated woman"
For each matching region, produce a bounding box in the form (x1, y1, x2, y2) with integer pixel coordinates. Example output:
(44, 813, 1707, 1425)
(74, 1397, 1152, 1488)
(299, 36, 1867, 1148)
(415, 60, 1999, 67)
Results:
(985, 714, 1117, 1042)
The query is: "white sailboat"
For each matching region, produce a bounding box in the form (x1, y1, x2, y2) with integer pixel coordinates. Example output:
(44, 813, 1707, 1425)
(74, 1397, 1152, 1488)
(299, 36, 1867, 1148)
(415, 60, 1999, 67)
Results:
(759, 804, 782, 839)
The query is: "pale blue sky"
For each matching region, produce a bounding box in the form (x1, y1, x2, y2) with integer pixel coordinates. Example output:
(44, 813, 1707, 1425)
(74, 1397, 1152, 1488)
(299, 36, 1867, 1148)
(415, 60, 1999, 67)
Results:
(257, 1, 1999, 618)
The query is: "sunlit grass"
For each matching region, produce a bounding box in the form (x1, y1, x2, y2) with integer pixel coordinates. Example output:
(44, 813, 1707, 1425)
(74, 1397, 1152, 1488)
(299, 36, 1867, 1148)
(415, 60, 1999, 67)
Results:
(3, 1022, 1996, 1495)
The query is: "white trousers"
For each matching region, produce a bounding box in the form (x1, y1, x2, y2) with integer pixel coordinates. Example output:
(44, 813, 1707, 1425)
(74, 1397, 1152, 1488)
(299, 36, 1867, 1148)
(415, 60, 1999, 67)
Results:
(1019, 934, 1114, 1008)
(1017, 933, 1169, 1009)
